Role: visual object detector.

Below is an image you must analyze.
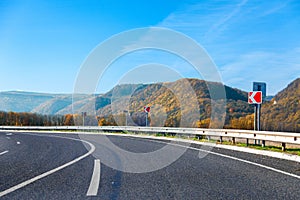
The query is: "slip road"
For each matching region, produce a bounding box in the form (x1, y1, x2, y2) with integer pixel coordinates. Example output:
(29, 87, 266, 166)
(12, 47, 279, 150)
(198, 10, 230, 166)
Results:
(0, 131, 300, 199)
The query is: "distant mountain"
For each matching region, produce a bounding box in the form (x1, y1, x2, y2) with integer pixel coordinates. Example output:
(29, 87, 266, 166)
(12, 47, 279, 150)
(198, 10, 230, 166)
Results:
(31, 96, 73, 114)
(0, 91, 93, 115)
(94, 79, 252, 127)
(0, 91, 57, 113)
(1, 78, 298, 131)
(0, 79, 252, 120)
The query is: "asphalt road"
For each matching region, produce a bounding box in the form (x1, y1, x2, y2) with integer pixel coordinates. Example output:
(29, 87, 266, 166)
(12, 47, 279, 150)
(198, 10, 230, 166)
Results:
(1, 131, 300, 199)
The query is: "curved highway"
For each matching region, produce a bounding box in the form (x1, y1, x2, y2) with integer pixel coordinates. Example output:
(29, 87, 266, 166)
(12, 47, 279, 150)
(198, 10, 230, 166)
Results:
(1, 131, 300, 199)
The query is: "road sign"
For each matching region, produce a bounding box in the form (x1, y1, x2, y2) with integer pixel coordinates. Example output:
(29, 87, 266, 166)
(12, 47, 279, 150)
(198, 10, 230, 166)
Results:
(251, 82, 266, 132)
(248, 91, 262, 104)
(144, 106, 150, 113)
(253, 82, 266, 100)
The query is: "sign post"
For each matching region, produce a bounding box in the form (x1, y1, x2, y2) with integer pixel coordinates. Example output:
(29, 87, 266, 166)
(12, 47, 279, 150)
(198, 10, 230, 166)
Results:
(123, 110, 128, 126)
(144, 106, 150, 127)
(82, 112, 87, 126)
(249, 82, 266, 146)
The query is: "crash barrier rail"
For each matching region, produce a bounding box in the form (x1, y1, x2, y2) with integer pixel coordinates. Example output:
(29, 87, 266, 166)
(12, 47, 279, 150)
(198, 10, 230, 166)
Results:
(1, 126, 299, 151)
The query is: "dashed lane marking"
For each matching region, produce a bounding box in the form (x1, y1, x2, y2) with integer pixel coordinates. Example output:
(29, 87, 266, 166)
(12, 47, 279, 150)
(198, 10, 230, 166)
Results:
(86, 159, 101, 196)
(0, 150, 9, 156)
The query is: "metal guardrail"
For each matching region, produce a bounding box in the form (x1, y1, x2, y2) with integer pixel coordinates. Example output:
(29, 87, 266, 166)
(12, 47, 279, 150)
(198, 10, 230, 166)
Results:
(1, 126, 299, 151)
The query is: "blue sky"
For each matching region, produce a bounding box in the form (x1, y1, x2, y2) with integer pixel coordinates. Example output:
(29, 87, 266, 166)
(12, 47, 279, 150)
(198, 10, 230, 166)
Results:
(0, 0, 299, 95)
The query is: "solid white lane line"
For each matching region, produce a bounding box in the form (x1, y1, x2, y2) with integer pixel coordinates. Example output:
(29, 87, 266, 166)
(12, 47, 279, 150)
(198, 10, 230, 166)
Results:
(0, 133, 96, 198)
(87, 159, 101, 196)
(193, 146, 300, 180)
(107, 134, 300, 179)
(153, 140, 300, 180)
(0, 150, 9, 156)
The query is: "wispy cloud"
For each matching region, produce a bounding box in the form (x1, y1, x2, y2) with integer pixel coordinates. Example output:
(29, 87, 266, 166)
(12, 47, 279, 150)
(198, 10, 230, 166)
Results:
(157, 0, 299, 94)
(158, 0, 250, 42)
(204, 0, 248, 41)
(260, 0, 291, 17)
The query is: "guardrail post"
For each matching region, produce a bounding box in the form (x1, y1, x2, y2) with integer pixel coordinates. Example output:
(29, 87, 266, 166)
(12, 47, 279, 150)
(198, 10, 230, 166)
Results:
(254, 134, 257, 145)
(232, 137, 235, 144)
(261, 140, 265, 147)
(282, 143, 286, 151)
(220, 136, 223, 143)
(246, 138, 249, 146)
(207, 136, 210, 141)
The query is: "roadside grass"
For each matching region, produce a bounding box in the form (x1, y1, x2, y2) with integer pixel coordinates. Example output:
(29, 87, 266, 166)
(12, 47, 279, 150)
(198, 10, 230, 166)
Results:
(122, 132, 300, 156)
(236, 143, 300, 156)
(194, 138, 300, 156)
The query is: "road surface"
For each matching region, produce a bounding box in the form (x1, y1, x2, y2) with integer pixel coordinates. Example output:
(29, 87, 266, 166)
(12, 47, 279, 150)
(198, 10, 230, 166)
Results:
(1, 131, 300, 199)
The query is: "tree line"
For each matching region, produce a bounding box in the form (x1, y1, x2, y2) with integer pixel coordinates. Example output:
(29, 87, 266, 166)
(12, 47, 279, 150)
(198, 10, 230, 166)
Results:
(0, 111, 73, 126)
(0, 110, 298, 133)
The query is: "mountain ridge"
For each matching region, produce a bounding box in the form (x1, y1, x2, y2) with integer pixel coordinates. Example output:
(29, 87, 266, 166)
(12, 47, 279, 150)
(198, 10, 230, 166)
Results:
(0, 78, 298, 131)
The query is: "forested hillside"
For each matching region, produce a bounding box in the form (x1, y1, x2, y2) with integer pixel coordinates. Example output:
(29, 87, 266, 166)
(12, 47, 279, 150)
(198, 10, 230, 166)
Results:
(0, 78, 298, 132)
(227, 78, 300, 132)
(96, 79, 253, 128)
(261, 78, 300, 132)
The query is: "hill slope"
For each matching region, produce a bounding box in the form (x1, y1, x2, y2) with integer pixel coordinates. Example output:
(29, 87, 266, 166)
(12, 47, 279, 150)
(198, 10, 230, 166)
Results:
(1, 78, 298, 131)
(0, 91, 56, 112)
(261, 78, 300, 131)
(0, 79, 253, 127)
(95, 79, 252, 127)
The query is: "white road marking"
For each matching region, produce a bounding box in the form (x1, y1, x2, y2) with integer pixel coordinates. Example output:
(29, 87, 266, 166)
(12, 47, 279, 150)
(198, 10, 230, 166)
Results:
(90, 132, 300, 162)
(6, 137, 10, 139)
(0, 150, 9, 156)
(16, 141, 21, 145)
(1, 130, 299, 197)
(153, 140, 300, 180)
(6, 133, 12, 136)
(90, 133, 300, 181)
(199, 148, 300, 180)
(86, 159, 101, 196)
(0, 133, 96, 198)
(85, 133, 300, 180)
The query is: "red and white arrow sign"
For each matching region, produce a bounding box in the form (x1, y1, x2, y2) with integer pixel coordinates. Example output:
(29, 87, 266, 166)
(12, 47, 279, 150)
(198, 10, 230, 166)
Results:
(248, 91, 262, 104)
(144, 106, 150, 113)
